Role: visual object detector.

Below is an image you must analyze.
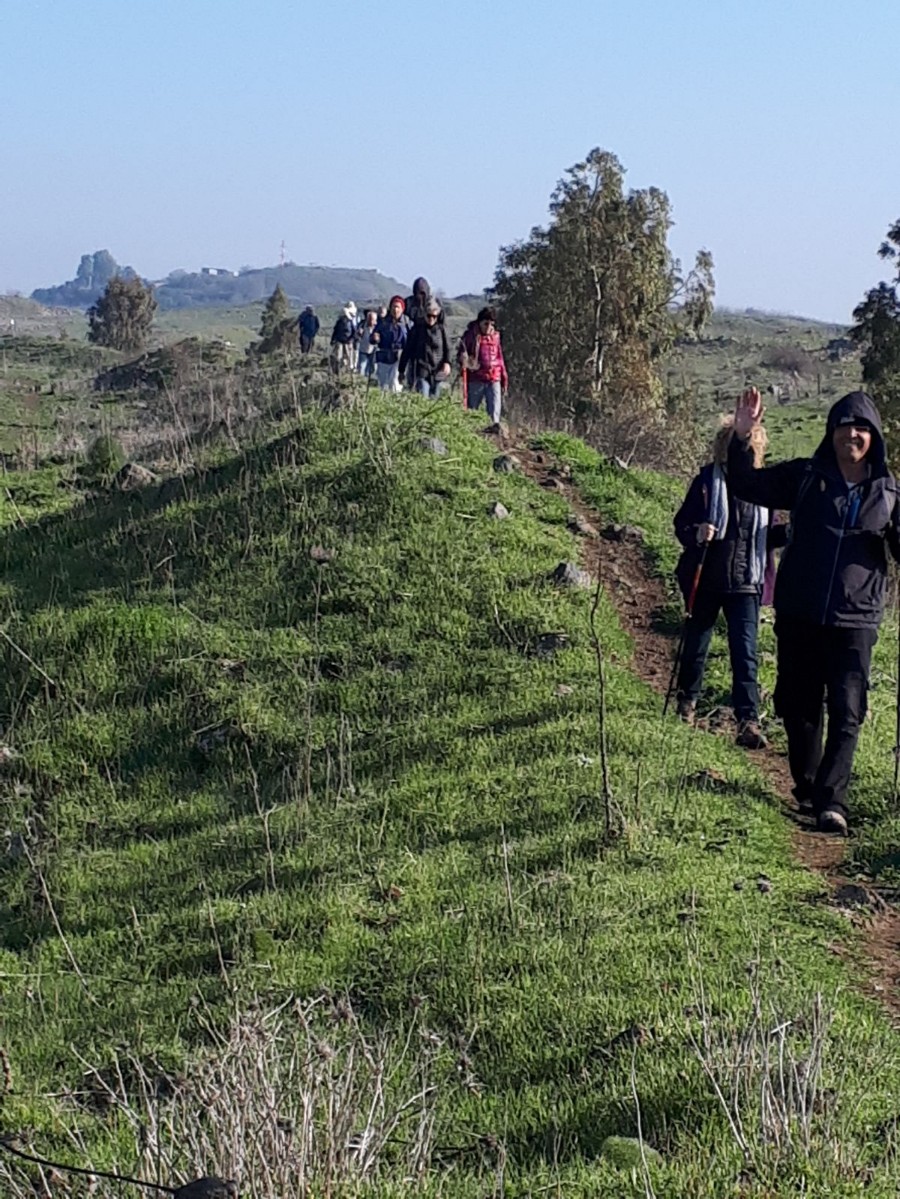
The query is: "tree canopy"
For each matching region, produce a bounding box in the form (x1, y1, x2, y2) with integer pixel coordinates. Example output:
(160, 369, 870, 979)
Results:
(87, 275, 157, 352)
(492, 148, 714, 461)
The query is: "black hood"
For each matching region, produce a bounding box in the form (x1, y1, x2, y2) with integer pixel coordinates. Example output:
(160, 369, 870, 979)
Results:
(814, 391, 887, 473)
(412, 276, 431, 298)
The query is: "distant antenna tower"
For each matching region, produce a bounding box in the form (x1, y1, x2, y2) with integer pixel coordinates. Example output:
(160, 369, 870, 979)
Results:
(280, 240, 286, 268)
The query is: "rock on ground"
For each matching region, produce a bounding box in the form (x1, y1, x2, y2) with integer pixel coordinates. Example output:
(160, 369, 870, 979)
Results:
(550, 561, 592, 589)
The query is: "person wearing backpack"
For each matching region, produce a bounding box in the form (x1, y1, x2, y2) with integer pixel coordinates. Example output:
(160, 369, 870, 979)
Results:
(673, 416, 770, 750)
(299, 306, 320, 354)
(729, 387, 900, 835)
(457, 306, 508, 425)
(398, 300, 451, 396)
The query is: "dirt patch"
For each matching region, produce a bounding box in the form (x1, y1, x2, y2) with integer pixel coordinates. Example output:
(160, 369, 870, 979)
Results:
(491, 425, 900, 1020)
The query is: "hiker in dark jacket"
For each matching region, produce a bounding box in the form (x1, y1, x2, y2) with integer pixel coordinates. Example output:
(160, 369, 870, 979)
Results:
(299, 306, 320, 354)
(729, 387, 900, 835)
(404, 276, 444, 328)
(330, 305, 356, 374)
(674, 417, 770, 750)
(398, 299, 451, 396)
(372, 296, 408, 392)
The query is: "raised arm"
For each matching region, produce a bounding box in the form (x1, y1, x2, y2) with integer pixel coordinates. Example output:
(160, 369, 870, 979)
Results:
(728, 387, 808, 510)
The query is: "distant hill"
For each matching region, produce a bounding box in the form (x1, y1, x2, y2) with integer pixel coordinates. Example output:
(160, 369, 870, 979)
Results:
(31, 252, 410, 311)
(155, 263, 410, 310)
(31, 250, 137, 307)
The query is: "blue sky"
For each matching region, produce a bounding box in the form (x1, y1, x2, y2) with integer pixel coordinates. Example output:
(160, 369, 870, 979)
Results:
(2, 0, 899, 322)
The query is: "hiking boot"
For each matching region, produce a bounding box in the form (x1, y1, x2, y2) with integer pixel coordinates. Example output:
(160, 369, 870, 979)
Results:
(817, 808, 849, 837)
(792, 785, 814, 814)
(676, 698, 696, 726)
(735, 720, 767, 750)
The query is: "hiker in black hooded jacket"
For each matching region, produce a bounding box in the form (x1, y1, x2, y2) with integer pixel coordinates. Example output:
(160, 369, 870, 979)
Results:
(728, 387, 900, 835)
(398, 300, 451, 396)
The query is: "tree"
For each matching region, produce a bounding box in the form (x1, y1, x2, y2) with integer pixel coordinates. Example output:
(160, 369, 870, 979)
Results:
(87, 275, 157, 352)
(260, 283, 291, 339)
(850, 222, 900, 459)
(492, 148, 714, 461)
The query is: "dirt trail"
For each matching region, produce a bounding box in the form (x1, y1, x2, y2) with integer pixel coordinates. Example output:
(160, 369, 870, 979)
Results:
(492, 428, 900, 1017)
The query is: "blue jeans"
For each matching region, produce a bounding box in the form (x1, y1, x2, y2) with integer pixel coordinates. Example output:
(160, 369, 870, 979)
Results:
(467, 379, 502, 422)
(676, 591, 760, 721)
(414, 377, 448, 397)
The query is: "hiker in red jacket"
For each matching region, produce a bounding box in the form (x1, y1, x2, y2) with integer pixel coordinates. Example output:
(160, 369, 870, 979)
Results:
(458, 306, 508, 425)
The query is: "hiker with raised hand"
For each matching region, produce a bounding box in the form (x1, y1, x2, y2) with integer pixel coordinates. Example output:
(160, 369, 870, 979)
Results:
(458, 306, 508, 426)
(728, 386, 900, 835)
(299, 305, 320, 354)
(398, 299, 451, 396)
(673, 417, 770, 750)
(372, 295, 408, 392)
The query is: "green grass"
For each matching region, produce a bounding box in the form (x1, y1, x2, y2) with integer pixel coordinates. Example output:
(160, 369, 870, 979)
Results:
(2, 395, 900, 1194)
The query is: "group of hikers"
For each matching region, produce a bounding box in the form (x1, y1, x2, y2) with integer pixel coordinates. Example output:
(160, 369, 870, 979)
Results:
(301, 275, 896, 839)
(296, 277, 508, 423)
(675, 387, 900, 837)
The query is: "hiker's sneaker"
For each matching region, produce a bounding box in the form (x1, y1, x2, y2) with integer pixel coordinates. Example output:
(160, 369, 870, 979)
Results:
(817, 808, 849, 837)
(735, 720, 767, 750)
(676, 698, 696, 726)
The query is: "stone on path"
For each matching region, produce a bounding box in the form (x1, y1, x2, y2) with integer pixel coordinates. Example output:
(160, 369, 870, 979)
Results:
(601, 523, 645, 544)
(493, 454, 520, 474)
(550, 561, 592, 589)
(418, 436, 448, 456)
(488, 501, 509, 520)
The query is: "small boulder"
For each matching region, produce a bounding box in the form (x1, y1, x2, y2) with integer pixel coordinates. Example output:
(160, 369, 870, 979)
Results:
(493, 454, 520, 474)
(534, 632, 569, 658)
(418, 436, 448, 456)
(567, 513, 598, 538)
(115, 462, 159, 491)
(601, 523, 645, 544)
(550, 561, 592, 589)
(488, 501, 509, 520)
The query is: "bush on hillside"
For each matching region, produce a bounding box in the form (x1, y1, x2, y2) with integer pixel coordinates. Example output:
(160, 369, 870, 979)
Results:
(760, 345, 815, 376)
(94, 337, 233, 393)
(83, 432, 125, 482)
(87, 275, 158, 352)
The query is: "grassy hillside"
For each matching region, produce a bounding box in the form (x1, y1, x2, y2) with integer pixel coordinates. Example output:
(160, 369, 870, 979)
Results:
(2, 393, 900, 1196)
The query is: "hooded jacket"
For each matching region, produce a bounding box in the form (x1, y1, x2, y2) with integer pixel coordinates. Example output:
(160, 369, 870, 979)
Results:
(727, 391, 900, 628)
(299, 309, 319, 339)
(404, 277, 444, 327)
(398, 320, 450, 383)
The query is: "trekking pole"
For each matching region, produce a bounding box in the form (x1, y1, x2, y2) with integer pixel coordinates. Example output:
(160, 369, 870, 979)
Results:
(894, 575, 900, 803)
(461, 365, 468, 410)
(663, 542, 709, 717)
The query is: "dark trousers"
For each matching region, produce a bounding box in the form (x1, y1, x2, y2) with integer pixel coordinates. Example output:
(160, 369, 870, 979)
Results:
(677, 591, 760, 721)
(774, 617, 876, 819)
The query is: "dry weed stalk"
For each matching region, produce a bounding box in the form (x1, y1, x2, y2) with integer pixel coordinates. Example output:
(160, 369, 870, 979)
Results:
(0, 997, 442, 1199)
(687, 950, 857, 1179)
